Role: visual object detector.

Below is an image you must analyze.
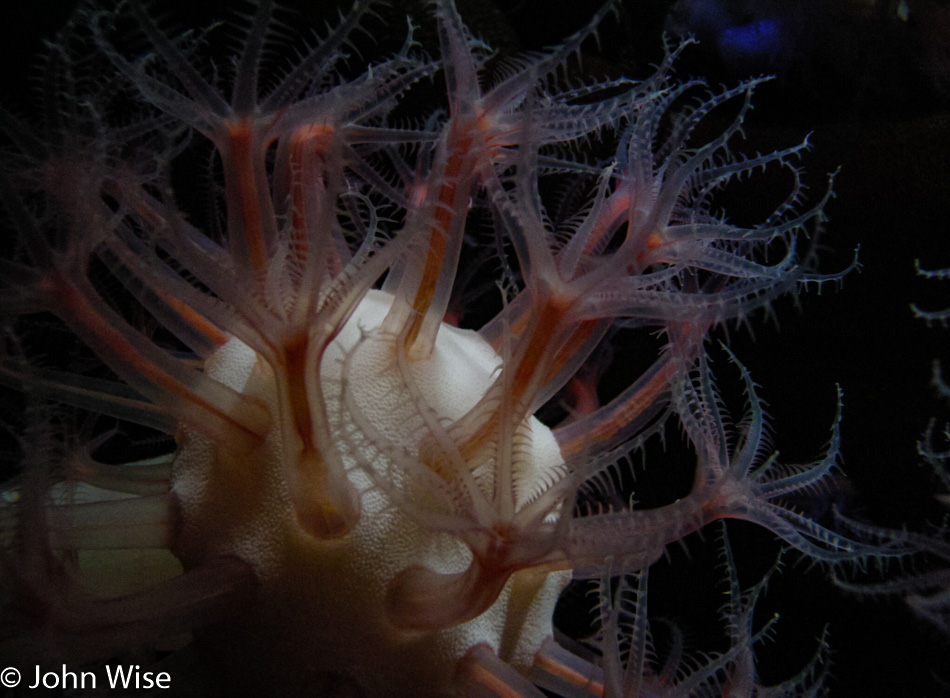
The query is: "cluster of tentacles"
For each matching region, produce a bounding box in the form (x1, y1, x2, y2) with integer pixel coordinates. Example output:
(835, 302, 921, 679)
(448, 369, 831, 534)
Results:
(0, 1, 920, 695)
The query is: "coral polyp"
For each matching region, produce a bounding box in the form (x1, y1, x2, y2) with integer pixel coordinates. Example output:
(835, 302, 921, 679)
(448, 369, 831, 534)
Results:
(0, 0, 909, 695)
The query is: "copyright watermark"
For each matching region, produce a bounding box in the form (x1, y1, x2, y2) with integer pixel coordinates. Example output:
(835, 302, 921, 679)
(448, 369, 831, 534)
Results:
(1, 667, 20, 688)
(0, 665, 171, 691)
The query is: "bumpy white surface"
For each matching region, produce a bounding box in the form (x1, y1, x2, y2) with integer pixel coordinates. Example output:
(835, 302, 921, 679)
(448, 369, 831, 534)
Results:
(172, 289, 570, 695)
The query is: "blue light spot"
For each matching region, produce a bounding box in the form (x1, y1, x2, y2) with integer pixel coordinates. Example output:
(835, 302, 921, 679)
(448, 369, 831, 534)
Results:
(719, 18, 783, 61)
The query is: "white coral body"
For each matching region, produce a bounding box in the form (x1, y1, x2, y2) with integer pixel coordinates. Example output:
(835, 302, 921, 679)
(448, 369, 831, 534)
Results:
(172, 290, 569, 695)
